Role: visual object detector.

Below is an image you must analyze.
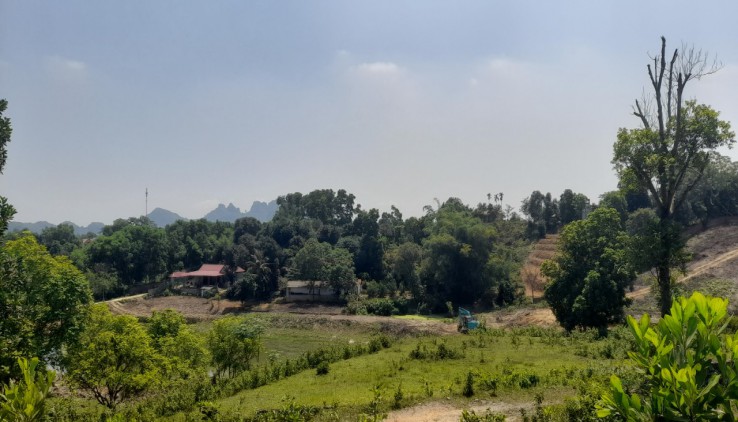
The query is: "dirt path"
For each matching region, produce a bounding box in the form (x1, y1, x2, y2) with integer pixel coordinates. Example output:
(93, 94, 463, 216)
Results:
(680, 247, 738, 283)
(387, 399, 540, 422)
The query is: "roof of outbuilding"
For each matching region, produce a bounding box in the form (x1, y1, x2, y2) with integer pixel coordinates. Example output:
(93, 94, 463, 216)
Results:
(169, 264, 245, 278)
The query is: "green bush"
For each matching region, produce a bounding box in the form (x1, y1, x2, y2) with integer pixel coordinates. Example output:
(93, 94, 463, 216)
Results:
(459, 409, 506, 421)
(315, 362, 329, 376)
(598, 292, 738, 420)
(365, 298, 399, 316)
(0, 357, 55, 422)
(462, 372, 475, 397)
(409, 341, 462, 360)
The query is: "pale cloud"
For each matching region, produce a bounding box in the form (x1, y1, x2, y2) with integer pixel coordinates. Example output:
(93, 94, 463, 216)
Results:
(45, 55, 87, 81)
(483, 57, 536, 80)
(354, 61, 402, 76)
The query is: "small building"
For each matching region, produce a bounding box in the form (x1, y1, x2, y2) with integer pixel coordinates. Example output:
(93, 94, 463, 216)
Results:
(169, 264, 245, 296)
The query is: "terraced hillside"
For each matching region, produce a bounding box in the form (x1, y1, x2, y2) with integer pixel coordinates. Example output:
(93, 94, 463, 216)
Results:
(520, 234, 559, 300)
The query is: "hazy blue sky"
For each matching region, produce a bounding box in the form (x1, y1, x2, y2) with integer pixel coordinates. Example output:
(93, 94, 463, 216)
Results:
(2, 1, 737, 224)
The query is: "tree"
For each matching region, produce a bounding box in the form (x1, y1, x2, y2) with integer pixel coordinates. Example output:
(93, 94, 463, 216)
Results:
(675, 152, 738, 226)
(598, 292, 738, 420)
(384, 242, 422, 296)
(542, 207, 635, 333)
(612, 37, 735, 316)
(289, 239, 356, 296)
(419, 200, 499, 310)
(37, 223, 80, 256)
(521, 190, 559, 237)
(87, 222, 170, 286)
(598, 191, 628, 223)
(207, 316, 262, 380)
(147, 310, 209, 379)
(64, 304, 163, 409)
(0, 99, 16, 234)
(0, 234, 92, 378)
(559, 189, 590, 226)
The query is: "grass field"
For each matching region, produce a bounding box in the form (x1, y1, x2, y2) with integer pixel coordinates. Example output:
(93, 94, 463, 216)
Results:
(164, 319, 630, 421)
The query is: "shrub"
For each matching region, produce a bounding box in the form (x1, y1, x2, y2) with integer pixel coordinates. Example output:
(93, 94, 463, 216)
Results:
(409, 341, 462, 361)
(0, 357, 55, 421)
(462, 372, 475, 397)
(315, 362, 329, 376)
(598, 292, 738, 420)
(460, 409, 506, 421)
(392, 383, 404, 409)
(365, 298, 399, 316)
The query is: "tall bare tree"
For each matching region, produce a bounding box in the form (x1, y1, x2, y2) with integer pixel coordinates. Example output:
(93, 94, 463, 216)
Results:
(613, 37, 734, 316)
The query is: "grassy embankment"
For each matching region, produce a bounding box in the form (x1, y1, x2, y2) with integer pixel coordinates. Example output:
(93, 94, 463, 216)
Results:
(169, 315, 631, 421)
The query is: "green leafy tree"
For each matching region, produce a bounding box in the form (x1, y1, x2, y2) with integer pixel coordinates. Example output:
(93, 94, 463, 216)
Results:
(598, 191, 628, 223)
(165, 219, 234, 271)
(612, 37, 735, 316)
(598, 292, 738, 420)
(207, 316, 263, 380)
(0, 99, 16, 234)
(147, 310, 209, 379)
(0, 358, 55, 422)
(419, 199, 505, 310)
(37, 223, 80, 256)
(87, 222, 169, 286)
(289, 239, 356, 296)
(521, 190, 559, 237)
(0, 234, 92, 378)
(676, 152, 738, 226)
(344, 207, 385, 280)
(84, 266, 122, 301)
(542, 207, 635, 333)
(384, 242, 422, 296)
(64, 304, 163, 409)
(559, 189, 590, 226)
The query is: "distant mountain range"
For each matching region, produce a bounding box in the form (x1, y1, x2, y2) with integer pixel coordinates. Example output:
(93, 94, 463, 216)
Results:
(6, 221, 106, 236)
(7, 200, 278, 234)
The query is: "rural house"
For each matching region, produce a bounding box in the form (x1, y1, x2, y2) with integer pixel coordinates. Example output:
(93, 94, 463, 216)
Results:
(169, 264, 245, 296)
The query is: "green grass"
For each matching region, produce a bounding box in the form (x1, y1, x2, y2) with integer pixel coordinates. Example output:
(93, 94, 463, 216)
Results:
(194, 313, 379, 362)
(166, 326, 627, 421)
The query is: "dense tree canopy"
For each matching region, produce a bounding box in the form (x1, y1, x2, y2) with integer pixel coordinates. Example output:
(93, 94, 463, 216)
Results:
(207, 316, 263, 380)
(0, 234, 92, 379)
(419, 198, 525, 311)
(37, 223, 80, 256)
(289, 239, 356, 296)
(64, 305, 162, 409)
(86, 221, 169, 285)
(542, 207, 635, 333)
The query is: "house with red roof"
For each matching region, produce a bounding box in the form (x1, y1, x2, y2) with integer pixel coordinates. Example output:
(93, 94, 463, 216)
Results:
(169, 264, 245, 296)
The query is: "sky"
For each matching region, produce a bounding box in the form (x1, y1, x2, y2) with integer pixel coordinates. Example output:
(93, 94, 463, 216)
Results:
(2, 1, 738, 225)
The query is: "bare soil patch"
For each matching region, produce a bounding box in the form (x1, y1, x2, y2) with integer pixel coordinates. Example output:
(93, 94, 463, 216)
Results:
(106, 295, 242, 321)
(387, 399, 541, 422)
(107, 295, 458, 335)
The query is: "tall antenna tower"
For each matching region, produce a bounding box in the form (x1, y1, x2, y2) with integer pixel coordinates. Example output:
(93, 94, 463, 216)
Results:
(145, 188, 148, 217)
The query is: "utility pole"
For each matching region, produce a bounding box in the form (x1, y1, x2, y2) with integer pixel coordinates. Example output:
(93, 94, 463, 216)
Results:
(145, 188, 148, 217)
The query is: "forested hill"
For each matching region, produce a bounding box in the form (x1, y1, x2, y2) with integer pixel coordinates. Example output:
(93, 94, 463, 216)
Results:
(7, 199, 278, 233)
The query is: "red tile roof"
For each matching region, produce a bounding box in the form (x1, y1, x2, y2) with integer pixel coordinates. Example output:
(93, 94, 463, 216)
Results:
(169, 264, 245, 279)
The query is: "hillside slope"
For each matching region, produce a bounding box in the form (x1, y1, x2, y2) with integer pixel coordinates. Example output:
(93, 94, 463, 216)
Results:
(503, 223, 738, 327)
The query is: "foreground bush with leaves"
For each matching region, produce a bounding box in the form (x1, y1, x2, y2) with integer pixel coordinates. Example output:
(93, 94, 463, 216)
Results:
(0, 357, 54, 421)
(597, 292, 738, 420)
